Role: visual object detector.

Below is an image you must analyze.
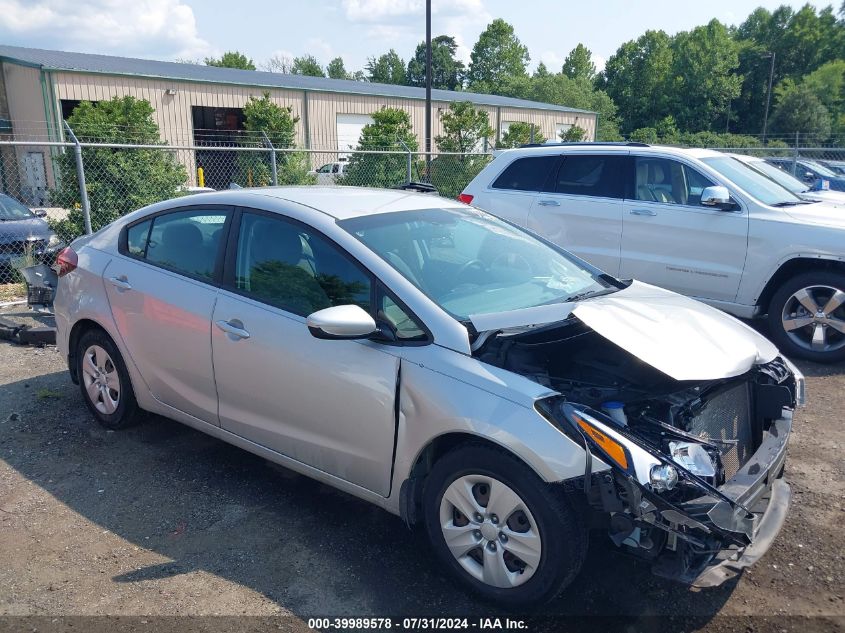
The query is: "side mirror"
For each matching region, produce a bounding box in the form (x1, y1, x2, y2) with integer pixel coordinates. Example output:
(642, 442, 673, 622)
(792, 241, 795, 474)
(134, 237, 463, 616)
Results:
(33, 208, 47, 218)
(306, 304, 377, 340)
(803, 172, 815, 182)
(700, 185, 736, 211)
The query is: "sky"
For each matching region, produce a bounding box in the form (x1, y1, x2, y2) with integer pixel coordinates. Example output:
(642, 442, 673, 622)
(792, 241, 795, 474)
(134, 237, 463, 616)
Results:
(0, 0, 835, 74)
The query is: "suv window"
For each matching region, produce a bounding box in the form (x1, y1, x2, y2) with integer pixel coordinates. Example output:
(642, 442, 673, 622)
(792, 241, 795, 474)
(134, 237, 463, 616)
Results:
(130, 209, 228, 280)
(553, 154, 626, 198)
(634, 157, 716, 206)
(491, 156, 558, 191)
(234, 211, 371, 317)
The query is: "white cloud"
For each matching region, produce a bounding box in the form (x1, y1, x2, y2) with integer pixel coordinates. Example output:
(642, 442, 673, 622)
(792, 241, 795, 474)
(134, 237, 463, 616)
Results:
(307, 38, 335, 64)
(539, 51, 564, 71)
(592, 53, 606, 74)
(0, 0, 213, 60)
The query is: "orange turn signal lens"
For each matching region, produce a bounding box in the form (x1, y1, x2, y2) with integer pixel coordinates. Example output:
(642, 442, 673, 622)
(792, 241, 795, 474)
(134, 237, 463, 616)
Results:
(574, 414, 629, 470)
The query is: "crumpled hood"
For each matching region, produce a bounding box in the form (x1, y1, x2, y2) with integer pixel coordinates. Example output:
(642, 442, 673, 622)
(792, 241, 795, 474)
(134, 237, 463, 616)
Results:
(469, 281, 778, 381)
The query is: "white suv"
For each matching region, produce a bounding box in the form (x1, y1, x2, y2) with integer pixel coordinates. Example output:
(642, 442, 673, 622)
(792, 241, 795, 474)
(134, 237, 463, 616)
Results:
(462, 143, 845, 363)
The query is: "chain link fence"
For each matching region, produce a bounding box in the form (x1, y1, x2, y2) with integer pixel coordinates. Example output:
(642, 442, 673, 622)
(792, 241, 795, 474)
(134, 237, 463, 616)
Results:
(0, 130, 492, 292)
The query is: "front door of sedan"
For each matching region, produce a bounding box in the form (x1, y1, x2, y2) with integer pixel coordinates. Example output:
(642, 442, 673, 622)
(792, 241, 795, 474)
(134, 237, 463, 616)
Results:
(104, 207, 231, 424)
(620, 156, 749, 302)
(211, 209, 400, 496)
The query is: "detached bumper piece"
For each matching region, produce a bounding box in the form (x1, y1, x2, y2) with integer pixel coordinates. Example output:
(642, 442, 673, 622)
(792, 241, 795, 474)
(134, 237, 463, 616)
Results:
(0, 316, 56, 346)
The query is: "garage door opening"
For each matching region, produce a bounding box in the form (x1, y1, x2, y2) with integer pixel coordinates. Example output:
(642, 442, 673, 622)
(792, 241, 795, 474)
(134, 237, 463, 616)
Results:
(192, 106, 245, 189)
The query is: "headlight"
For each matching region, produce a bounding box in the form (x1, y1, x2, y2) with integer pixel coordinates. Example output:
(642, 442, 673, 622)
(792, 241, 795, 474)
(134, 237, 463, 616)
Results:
(649, 464, 678, 491)
(47, 233, 63, 248)
(782, 356, 806, 407)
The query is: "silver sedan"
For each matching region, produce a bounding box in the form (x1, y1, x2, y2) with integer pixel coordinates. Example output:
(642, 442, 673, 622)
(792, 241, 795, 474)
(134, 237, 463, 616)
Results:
(54, 187, 802, 604)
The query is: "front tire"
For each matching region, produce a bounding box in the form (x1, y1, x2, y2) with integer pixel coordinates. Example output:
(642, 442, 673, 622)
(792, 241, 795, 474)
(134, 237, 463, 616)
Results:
(767, 271, 845, 363)
(76, 328, 143, 429)
(422, 444, 587, 606)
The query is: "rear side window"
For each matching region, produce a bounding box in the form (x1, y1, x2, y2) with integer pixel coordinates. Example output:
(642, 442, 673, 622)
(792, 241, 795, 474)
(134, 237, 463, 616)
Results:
(553, 155, 627, 198)
(126, 219, 152, 256)
(491, 156, 558, 191)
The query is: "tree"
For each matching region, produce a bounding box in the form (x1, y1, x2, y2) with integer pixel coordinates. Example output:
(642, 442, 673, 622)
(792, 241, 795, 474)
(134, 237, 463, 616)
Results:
(50, 97, 186, 238)
(366, 50, 406, 85)
(204, 51, 255, 70)
(291, 55, 325, 77)
(260, 54, 293, 73)
(561, 44, 596, 81)
(466, 19, 530, 94)
(559, 125, 587, 142)
(529, 73, 621, 141)
(327, 57, 349, 79)
(770, 85, 832, 141)
(498, 122, 546, 148)
(407, 35, 465, 90)
(431, 101, 494, 197)
(237, 92, 314, 186)
(342, 108, 419, 187)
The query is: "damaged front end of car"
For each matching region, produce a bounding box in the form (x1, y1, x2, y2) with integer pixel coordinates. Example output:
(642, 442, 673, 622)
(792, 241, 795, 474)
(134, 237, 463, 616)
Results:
(473, 298, 804, 587)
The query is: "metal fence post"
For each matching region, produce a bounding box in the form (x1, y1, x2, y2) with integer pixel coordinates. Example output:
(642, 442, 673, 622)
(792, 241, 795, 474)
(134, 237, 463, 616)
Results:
(791, 131, 800, 176)
(63, 121, 92, 235)
(262, 131, 278, 186)
(399, 140, 412, 184)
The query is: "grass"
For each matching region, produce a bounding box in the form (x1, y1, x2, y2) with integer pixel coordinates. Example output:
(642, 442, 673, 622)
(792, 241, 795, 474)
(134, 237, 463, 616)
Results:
(0, 282, 26, 302)
(36, 388, 63, 400)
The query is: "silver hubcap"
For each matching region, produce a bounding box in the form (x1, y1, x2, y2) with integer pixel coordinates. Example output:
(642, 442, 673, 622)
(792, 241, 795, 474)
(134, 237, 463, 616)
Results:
(439, 474, 542, 588)
(782, 285, 845, 353)
(81, 344, 120, 415)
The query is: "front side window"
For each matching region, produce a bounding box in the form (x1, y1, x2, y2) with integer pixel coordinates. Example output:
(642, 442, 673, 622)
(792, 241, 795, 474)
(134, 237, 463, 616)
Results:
(0, 194, 35, 220)
(491, 156, 558, 192)
(634, 157, 716, 206)
(701, 156, 805, 206)
(554, 155, 626, 198)
(340, 207, 613, 320)
(132, 209, 227, 280)
(234, 211, 371, 317)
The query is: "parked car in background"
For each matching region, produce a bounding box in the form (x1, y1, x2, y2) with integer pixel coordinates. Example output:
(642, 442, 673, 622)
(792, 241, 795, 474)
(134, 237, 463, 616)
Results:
(310, 161, 348, 185)
(0, 192, 63, 270)
(54, 187, 801, 605)
(819, 159, 845, 175)
(766, 157, 845, 192)
(728, 153, 845, 205)
(462, 143, 845, 363)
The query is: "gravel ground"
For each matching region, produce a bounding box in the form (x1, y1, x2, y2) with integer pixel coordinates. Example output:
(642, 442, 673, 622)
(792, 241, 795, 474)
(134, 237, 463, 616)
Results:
(0, 307, 842, 632)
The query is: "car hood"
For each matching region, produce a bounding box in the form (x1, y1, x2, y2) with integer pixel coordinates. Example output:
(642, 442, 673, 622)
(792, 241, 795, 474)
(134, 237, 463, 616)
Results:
(804, 189, 845, 205)
(0, 217, 52, 243)
(469, 281, 778, 381)
(783, 202, 845, 228)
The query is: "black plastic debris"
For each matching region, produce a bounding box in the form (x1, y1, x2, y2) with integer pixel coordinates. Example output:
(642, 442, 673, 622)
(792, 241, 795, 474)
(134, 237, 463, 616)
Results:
(0, 316, 56, 346)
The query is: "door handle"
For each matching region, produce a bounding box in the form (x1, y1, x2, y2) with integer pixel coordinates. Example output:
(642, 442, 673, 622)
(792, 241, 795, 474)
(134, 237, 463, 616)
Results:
(215, 319, 250, 340)
(537, 199, 560, 207)
(629, 208, 657, 216)
(109, 275, 132, 291)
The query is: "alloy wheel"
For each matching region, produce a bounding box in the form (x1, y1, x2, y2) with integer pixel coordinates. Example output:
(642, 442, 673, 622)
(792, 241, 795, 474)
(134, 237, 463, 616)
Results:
(781, 285, 845, 354)
(81, 344, 121, 415)
(439, 474, 542, 588)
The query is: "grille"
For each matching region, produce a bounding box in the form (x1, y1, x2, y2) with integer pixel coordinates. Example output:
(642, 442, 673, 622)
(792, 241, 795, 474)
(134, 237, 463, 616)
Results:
(687, 382, 754, 480)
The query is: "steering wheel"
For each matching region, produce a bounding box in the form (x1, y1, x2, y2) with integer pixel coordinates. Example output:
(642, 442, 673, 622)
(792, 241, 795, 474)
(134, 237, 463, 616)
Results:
(455, 259, 486, 282)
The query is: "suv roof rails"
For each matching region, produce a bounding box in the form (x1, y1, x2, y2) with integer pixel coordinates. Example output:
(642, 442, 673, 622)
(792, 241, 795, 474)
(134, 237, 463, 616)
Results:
(392, 181, 440, 194)
(519, 141, 650, 148)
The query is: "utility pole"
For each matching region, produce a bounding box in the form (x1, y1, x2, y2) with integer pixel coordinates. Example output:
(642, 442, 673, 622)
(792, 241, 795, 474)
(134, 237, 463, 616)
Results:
(424, 0, 432, 181)
(762, 52, 776, 145)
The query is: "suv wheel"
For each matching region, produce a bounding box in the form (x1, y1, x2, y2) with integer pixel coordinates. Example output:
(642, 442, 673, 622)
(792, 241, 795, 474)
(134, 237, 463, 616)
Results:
(767, 271, 845, 363)
(422, 444, 586, 606)
(76, 328, 143, 429)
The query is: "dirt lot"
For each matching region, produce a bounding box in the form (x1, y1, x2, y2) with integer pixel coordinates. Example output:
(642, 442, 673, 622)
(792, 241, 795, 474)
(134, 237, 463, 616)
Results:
(0, 308, 843, 632)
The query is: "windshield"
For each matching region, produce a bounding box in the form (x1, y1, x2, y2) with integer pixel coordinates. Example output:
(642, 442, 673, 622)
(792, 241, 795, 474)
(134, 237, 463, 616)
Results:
(802, 160, 837, 178)
(736, 157, 808, 194)
(701, 156, 805, 206)
(340, 207, 613, 320)
(0, 195, 35, 220)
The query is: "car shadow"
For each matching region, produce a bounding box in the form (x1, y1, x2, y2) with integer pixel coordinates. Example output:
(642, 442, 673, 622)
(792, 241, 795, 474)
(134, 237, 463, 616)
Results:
(0, 358, 746, 625)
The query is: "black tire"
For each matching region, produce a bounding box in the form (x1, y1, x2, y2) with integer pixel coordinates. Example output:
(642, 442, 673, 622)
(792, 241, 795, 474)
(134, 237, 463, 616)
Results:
(422, 444, 587, 606)
(767, 270, 845, 363)
(76, 328, 143, 429)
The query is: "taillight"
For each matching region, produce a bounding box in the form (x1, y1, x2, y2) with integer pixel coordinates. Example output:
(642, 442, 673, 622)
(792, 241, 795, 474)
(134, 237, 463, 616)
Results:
(56, 247, 78, 277)
(458, 193, 474, 205)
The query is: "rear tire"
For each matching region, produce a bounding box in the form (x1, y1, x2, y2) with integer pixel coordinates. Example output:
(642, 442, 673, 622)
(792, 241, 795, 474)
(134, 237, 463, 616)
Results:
(76, 328, 143, 429)
(422, 444, 587, 606)
(767, 271, 845, 363)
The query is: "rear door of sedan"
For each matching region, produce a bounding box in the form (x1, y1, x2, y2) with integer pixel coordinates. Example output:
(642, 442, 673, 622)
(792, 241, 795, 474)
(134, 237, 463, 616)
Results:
(210, 207, 413, 497)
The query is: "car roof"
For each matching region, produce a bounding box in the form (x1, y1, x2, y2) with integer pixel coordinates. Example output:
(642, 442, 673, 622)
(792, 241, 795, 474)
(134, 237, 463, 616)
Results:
(172, 186, 464, 220)
(495, 143, 725, 160)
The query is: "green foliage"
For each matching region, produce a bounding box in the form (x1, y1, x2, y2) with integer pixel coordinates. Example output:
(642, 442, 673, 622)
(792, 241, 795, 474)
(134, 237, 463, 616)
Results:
(291, 55, 325, 77)
(528, 73, 620, 141)
(341, 108, 419, 187)
(559, 126, 587, 142)
(499, 122, 546, 148)
(236, 92, 314, 186)
(50, 97, 186, 238)
(327, 57, 349, 79)
(407, 35, 465, 90)
(561, 44, 596, 81)
(628, 127, 659, 144)
(435, 101, 493, 153)
(466, 19, 530, 94)
(366, 50, 407, 85)
(204, 51, 255, 70)
(770, 85, 833, 140)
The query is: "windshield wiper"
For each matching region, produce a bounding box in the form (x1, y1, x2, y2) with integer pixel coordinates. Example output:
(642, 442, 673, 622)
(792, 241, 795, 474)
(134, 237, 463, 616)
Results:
(564, 286, 619, 303)
(770, 201, 803, 207)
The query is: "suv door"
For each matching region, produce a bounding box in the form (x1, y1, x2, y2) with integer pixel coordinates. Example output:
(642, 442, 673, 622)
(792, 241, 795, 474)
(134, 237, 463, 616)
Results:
(210, 208, 408, 496)
(527, 153, 628, 276)
(476, 155, 559, 226)
(620, 156, 749, 302)
(105, 206, 231, 423)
